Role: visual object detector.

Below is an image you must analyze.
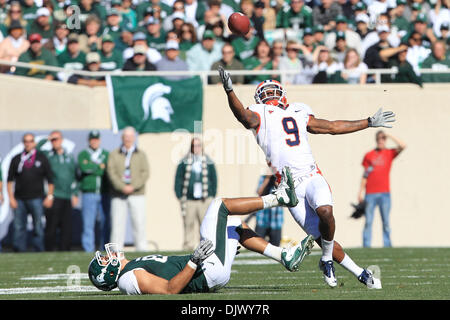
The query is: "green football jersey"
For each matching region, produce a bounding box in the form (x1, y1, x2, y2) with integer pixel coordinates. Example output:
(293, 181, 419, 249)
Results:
(119, 254, 209, 294)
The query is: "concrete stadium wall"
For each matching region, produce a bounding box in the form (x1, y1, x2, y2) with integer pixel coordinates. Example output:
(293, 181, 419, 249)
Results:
(1, 74, 449, 250)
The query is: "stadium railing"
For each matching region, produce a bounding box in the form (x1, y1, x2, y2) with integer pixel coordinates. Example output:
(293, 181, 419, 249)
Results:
(1, 59, 449, 85)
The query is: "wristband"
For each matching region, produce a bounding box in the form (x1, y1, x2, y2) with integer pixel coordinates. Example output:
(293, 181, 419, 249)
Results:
(367, 117, 372, 127)
(187, 260, 197, 270)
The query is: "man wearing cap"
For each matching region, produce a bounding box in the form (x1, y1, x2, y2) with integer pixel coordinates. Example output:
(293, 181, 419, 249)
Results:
(390, 0, 410, 37)
(122, 45, 157, 71)
(122, 31, 162, 64)
(67, 51, 106, 87)
(276, 0, 313, 29)
(355, 13, 371, 40)
(186, 29, 223, 71)
(15, 33, 58, 80)
(78, 130, 111, 252)
(57, 33, 86, 81)
(0, 19, 29, 73)
(156, 40, 189, 80)
(136, 0, 171, 23)
(363, 24, 393, 81)
(144, 16, 167, 52)
(99, 34, 124, 71)
(324, 14, 362, 55)
(26, 7, 54, 43)
(102, 8, 124, 44)
(403, 13, 433, 48)
(36, 130, 79, 251)
(331, 31, 349, 63)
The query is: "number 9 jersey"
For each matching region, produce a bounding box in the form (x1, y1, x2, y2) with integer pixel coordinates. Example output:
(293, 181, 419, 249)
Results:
(248, 102, 317, 179)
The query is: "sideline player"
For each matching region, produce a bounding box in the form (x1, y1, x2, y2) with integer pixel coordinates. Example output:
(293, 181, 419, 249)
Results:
(88, 167, 316, 295)
(218, 66, 390, 288)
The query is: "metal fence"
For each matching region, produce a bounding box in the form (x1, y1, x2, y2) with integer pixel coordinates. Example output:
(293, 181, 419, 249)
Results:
(1, 59, 449, 85)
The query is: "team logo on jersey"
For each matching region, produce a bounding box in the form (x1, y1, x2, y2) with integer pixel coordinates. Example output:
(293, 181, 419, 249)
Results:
(269, 110, 274, 114)
(142, 83, 174, 123)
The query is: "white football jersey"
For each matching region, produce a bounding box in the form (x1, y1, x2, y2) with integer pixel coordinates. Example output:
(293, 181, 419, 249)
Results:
(248, 102, 318, 179)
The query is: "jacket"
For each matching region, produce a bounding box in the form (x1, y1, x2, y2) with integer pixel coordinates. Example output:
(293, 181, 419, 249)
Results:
(107, 147, 150, 197)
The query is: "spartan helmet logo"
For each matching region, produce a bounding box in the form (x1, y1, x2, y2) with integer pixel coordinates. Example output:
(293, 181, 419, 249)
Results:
(142, 83, 174, 123)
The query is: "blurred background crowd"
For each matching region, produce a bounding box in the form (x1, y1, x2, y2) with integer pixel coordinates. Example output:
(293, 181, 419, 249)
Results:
(0, 0, 448, 85)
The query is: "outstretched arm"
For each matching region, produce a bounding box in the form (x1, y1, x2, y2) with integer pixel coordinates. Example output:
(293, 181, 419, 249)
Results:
(218, 66, 260, 130)
(134, 240, 214, 294)
(307, 108, 396, 135)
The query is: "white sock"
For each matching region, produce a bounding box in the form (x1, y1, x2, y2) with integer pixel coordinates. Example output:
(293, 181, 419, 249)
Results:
(339, 254, 364, 277)
(263, 243, 282, 262)
(321, 239, 334, 262)
(261, 194, 278, 208)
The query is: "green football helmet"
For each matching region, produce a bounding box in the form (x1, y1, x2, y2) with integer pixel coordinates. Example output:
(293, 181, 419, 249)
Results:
(88, 243, 123, 291)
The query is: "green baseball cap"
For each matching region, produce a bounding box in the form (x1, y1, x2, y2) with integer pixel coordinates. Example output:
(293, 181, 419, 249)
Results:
(88, 130, 101, 140)
(102, 34, 114, 43)
(415, 13, 427, 23)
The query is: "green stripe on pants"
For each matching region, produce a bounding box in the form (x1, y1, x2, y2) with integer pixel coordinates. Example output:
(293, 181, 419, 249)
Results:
(215, 202, 229, 265)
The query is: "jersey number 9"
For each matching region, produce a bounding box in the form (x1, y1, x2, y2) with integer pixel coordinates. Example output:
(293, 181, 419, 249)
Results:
(282, 117, 300, 146)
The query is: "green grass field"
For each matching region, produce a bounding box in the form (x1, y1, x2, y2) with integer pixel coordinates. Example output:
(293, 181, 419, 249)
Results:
(0, 247, 449, 300)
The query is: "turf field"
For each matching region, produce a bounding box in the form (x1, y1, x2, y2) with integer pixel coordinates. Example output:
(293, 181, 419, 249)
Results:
(0, 247, 448, 300)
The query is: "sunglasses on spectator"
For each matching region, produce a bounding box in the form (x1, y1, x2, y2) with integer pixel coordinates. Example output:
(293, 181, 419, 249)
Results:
(174, 5, 184, 10)
(50, 137, 61, 142)
(10, 10, 21, 13)
(222, 50, 233, 54)
(23, 139, 34, 143)
(412, 37, 422, 42)
(287, 48, 299, 52)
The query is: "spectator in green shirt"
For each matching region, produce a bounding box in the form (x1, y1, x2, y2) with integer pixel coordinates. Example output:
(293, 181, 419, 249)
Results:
(231, 24, 261, 61)
(276, 0, 313, 29)
(390, 0, 410, 38)
(99, 33, 123, 71)
(380, 43, 423, 87)
(57, 33, 86, 80)
(421, 41, 450, 82)
(26, 7, 54, 44)
(21, 0, 38, 23)
(15, 33, 58, 80)
(37, 130, 79, 251)
(243, 38, 279, 84)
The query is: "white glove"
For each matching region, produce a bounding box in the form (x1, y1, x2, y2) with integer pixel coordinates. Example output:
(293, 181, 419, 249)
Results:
(190, 239, 214, 266)
(368, 108, 396, 128)
(218, 66, 233, 93)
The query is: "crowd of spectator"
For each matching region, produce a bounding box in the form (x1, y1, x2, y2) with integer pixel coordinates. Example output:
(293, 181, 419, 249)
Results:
(0, 0, 448, 85)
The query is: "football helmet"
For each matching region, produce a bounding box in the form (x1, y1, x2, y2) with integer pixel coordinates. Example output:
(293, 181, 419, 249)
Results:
(254, 80, 288, 109)
(88, 243, 124, 291)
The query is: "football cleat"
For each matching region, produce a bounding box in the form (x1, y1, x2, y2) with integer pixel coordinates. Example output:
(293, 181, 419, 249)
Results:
(274, 167, 299, 207)
(358, 269, 382, 289)
(281, 235, 315, 272)
(319, 259, 338, 288)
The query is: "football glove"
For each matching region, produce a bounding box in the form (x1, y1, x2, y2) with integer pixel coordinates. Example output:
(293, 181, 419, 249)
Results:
(218, 66, 233, 93)
(368, 108, 396, 128)
(190, 239, 214, 266)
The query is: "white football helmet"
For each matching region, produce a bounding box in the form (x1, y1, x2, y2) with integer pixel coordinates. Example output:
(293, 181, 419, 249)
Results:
(254, 79, 288, 109)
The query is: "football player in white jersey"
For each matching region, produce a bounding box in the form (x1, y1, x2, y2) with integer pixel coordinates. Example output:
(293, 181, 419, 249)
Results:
(218, 66, 393, 289)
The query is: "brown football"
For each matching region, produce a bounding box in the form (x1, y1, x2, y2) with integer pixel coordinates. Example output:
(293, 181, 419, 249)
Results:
(228, 12, 250, 36)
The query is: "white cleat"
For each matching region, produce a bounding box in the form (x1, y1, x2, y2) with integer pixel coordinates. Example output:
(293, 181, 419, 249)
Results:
(358, 269, 382, 289)
(318, 259, 338, 288)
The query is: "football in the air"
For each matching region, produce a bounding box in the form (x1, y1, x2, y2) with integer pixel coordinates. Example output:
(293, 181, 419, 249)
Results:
(228, 12, 250, 36)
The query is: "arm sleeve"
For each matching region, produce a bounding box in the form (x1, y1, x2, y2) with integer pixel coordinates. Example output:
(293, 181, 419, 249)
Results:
(174, 162, 185, 199)
(130, 153, 150, 191)
(208, 163, 217, 197)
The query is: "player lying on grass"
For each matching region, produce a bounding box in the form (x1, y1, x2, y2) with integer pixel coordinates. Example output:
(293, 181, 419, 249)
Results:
(88, 167, 316, 295)
(218, 66, 385, 289)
